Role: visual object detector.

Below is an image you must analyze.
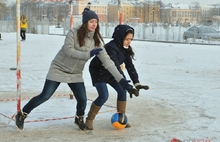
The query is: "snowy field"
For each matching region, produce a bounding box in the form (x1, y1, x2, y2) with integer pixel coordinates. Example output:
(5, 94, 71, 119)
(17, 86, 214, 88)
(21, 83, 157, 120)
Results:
(0, 32, 220, 142)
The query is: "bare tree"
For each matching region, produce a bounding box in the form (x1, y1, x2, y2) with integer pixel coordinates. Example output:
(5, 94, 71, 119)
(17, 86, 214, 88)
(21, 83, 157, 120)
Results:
(0, 2, 8, 20)
(190, 2, 200, 9)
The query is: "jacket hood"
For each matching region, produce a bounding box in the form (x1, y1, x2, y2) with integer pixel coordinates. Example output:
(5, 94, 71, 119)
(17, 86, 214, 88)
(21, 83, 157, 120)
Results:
(112, 25, 134, 46)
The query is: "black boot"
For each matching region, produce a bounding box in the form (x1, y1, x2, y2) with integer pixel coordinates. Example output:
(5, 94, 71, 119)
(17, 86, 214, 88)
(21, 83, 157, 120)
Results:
(15, 110, 28, 130)
(74, 115, 86, 131)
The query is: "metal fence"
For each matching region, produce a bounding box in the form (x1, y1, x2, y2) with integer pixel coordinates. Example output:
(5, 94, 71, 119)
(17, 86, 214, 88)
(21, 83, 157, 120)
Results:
(1, 20, 220, 45)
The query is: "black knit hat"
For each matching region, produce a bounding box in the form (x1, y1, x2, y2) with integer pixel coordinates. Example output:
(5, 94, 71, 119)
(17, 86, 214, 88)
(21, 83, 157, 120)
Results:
(82, 8, 99, 24)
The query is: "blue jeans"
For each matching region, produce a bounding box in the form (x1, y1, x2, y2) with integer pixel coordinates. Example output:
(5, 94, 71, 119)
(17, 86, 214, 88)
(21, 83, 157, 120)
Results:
(23, 79, 87, 116)
(93, 80, 126, 106)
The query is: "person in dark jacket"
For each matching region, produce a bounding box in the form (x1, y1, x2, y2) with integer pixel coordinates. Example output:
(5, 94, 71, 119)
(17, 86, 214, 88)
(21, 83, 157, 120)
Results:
(15, 7, 138, 131)
(85, 24, 149, 130)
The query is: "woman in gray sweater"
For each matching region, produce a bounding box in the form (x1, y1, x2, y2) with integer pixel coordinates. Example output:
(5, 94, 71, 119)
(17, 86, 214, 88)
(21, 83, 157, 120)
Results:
(15, 7, 138, 131)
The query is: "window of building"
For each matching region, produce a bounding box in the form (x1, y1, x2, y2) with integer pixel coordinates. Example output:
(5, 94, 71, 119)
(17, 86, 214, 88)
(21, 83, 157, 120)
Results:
(172, 11, 176, 17)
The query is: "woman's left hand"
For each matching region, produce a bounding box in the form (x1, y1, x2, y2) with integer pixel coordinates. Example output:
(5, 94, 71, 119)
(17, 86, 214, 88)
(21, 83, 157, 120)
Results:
(135, 84, 149, 91)
(128, 88, 139, 98)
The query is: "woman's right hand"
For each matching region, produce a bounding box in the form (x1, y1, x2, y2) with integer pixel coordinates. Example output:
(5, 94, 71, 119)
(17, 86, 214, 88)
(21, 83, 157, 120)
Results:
(119, 78, 139, 98)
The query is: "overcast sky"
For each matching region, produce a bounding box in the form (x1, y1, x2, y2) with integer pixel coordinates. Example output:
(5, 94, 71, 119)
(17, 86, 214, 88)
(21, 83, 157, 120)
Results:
(163, 0, 220, 5)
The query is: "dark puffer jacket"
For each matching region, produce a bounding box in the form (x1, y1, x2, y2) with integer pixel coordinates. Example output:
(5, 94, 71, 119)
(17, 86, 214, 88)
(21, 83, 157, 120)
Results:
(89, 25, 140, 85)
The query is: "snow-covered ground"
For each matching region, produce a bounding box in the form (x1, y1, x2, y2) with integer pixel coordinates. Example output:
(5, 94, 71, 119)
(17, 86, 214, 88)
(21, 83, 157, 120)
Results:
(0, 32, 220, 142)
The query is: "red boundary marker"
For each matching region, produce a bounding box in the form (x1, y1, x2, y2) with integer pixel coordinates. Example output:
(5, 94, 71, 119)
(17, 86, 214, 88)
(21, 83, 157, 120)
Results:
(0, 94, 117, 124)
(25, 110, 115, 123)
(0, 94, 70, 103)
(0, 112, 12, 119)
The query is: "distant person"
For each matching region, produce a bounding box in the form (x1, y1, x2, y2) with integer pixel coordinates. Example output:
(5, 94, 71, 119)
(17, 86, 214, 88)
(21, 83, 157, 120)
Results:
(20, 15, 28, 41)
(15, 7, 138, 131)
(85, 24, 149, 130)
(0, 33, 2, 40)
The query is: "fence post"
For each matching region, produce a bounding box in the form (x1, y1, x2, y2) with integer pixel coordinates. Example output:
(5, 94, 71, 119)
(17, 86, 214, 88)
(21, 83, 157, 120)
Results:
(193, 24, 196, 43)
(178, 24, 181, 41)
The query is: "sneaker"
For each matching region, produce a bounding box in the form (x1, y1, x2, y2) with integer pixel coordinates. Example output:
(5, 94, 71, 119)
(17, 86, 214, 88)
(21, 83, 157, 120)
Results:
(15, 110, 27, 130)
(74, 115, 86, 131)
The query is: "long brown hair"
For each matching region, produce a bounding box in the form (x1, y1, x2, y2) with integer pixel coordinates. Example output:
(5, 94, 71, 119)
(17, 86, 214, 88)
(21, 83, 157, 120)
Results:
(77, 22, 104, 47)
(125, 30, 135, 59)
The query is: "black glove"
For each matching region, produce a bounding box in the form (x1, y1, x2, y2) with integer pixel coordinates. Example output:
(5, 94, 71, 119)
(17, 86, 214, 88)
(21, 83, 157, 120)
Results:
(135, 84, 149, 91)
(119, 78, 139, 98)
(90, 48, 102, 57)
(128, 88, 139, 98)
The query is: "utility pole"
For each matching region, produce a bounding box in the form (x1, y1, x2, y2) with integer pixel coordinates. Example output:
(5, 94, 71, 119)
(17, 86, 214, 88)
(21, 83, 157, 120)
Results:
(118, 0, 123, 24)
(87, 2, 91, 9)
(69, 0, 73, 28)
(118, 0, 124, 71)
(152, 7, 154, 33)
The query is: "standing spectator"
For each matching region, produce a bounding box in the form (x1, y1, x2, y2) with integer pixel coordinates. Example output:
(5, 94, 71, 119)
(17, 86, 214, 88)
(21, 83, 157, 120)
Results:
(20, 15, 28, 41)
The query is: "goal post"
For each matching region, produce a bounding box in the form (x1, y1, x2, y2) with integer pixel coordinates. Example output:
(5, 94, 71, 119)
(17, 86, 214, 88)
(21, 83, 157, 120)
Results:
(16, 0, 21, 112)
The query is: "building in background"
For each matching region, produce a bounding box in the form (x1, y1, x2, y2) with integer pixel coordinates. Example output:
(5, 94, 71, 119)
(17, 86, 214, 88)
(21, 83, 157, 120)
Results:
(1, 0, 220, 26)
(160, 3, 201, 26)
(70, 0, 108, 23)
(108, 0, 161, 23)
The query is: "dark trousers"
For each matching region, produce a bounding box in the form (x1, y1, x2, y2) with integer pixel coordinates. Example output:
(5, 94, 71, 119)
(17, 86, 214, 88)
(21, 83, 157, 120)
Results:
(20, 29, 26, 40)
(23, 79, 87, 116)
(93, 80, 127, 106)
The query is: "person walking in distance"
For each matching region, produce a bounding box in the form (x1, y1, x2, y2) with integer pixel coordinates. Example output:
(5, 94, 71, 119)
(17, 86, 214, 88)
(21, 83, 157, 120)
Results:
(20, 15, 28, 41)
(85, 24, 149, 130)
(15, 7, 138, 131)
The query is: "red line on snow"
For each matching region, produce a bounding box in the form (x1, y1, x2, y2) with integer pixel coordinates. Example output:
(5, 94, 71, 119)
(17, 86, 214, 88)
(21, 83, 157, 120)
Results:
(0, 94, 116, 124)
(0, 94, 70, 102)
